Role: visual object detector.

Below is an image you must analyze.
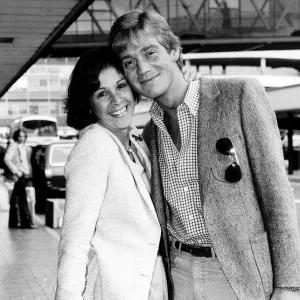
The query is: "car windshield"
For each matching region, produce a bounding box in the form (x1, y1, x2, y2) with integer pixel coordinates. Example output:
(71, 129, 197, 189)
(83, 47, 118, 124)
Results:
(50, 145, 74, 166)
(23, 120, 57, 137)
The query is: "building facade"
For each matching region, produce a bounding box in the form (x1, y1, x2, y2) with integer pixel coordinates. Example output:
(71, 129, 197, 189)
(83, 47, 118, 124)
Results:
(0, 58, 77, 127)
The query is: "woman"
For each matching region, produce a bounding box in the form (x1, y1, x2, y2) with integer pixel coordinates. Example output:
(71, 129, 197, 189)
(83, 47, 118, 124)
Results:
(4, 129, 37, 229)
(55, 46, 198, 300)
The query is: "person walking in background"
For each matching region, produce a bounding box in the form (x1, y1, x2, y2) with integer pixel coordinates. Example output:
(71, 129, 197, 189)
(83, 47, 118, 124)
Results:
(55, 46, 198, 300)
(109, 8, 300, 300)
(218, 0, 231, 29)
(4, 129, 37, 229)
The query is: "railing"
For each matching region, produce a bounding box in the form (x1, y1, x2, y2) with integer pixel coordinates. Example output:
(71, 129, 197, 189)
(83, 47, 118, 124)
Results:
(64, 5, 300, 39)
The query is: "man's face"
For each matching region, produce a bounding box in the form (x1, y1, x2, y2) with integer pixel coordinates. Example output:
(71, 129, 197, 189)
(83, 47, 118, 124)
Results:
(119, 33, 179, 101)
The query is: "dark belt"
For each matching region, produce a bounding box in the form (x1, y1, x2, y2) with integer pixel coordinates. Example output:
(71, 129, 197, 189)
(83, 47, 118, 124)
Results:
(174, 240, 215, 258)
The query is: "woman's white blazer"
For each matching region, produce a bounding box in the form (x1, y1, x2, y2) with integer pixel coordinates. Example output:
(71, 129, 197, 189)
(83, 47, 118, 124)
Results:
(55, 124, 161, 300)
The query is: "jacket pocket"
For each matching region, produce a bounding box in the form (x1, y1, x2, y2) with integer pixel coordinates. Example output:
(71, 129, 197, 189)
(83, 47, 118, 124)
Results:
(210, 133, 244, 184)
(250, 232, 273, 299)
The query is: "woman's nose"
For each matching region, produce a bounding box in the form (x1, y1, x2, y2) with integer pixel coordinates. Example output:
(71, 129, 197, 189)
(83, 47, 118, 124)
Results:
(111, 93, 122, 104)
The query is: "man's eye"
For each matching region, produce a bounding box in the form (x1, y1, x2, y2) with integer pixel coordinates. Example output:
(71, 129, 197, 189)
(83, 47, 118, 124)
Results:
(147, 51, 155, 57)
(124, 60, 135, 69)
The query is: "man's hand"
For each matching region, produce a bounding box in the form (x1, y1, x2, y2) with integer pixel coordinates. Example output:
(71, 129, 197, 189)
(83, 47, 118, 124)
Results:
(182, 68, 201, 83)
(271, 288, 300, 300)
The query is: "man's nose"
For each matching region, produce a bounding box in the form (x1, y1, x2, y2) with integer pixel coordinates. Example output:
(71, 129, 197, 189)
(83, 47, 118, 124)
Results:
(137, 59, 151, 75)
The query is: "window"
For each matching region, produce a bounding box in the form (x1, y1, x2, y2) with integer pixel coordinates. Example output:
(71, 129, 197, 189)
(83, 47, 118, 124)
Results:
(0, 103, 7, 118)
(50, 103, 59, 115)
(23, 120, 57, 137)
(30, 106, 39, 115)
(19, 104, 28, 115)
(39, 79, 47, 87)
(49, 77, 59, 88)
(28, 77, 38, 88)
(8, 105, 19, 116)
(60, 79, 68, 87)
(50, 145, 74, 166)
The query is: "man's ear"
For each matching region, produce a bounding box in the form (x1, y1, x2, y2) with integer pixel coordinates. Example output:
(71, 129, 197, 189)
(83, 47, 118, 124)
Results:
(170, 47, 180, 62)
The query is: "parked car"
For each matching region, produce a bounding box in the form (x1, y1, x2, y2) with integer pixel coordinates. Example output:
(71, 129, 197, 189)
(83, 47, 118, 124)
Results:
(0, 127, 9, 169)
(58, 126, 78, 139)
(0, 137, 8, 170)
(31, 139, 76, 213)
(8, 115, 59, 147)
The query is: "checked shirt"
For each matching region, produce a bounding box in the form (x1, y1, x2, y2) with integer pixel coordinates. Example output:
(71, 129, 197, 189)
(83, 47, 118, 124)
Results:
(150, 80, 211, 246)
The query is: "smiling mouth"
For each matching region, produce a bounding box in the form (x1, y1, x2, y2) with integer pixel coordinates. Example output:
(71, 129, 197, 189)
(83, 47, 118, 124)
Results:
(140, 75, 158, 84)
(109, 106, 127, 117)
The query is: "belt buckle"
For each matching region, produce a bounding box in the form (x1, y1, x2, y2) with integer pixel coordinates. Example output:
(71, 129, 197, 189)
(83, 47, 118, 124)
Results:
(189, 248, 198, 256)
(189, 246, 211, 257)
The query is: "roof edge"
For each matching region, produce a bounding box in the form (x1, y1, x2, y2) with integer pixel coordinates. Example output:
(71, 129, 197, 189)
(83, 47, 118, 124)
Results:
(0, 0, 95, 98)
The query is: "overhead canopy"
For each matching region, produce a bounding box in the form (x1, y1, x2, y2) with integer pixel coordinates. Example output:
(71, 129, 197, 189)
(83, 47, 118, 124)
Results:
(0, 0, 95, 98)
(183, 51, 300, 71)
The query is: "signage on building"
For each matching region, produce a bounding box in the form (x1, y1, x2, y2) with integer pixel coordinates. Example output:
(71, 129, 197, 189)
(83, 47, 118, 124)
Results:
(29, 66, 60, 75)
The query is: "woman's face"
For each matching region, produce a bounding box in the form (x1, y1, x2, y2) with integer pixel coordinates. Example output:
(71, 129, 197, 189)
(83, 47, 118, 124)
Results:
(89, 67, 136, 134)
(17, 132, 26, 144)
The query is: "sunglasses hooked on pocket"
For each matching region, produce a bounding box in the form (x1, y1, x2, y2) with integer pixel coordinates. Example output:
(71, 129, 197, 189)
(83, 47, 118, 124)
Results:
(215, 137, 242, 183)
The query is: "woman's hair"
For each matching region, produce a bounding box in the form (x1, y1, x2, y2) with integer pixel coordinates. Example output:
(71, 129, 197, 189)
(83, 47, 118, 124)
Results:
(66, 46, 139, 130)
(13, 129, 27, 142)
(108, 8, 183, 70)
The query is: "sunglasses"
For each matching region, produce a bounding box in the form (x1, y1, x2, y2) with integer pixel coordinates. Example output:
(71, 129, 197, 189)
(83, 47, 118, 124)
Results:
(216, 138, 242, 183)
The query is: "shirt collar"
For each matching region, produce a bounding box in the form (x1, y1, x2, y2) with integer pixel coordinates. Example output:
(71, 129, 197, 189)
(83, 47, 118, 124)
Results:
(182, 80, 200, 117)
(150, 100, 163, 120)
(149, 80, 200, 119)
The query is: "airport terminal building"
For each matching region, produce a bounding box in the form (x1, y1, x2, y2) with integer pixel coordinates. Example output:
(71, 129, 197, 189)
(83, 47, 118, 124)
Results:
(0, 58, 77, 127)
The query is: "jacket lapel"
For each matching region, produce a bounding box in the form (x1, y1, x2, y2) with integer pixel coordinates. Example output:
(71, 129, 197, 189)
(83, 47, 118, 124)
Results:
(197, 77, 221, 201)
(147, 120, 170, 256)
(103, 127, 159, 221)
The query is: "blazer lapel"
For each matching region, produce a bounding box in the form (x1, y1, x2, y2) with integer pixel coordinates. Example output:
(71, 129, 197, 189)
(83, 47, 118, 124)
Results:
(17, 144, 22, 158)
(197, 77, 221, 201)
(147, 121, 170, 254)
(103, 127, 158, 220)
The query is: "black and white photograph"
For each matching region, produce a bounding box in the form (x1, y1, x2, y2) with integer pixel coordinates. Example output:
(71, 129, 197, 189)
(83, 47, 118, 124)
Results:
(1, 1, 300, 299)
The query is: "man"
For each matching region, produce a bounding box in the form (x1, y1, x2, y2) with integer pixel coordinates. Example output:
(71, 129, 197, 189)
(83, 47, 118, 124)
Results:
(108, 9, 300, 300)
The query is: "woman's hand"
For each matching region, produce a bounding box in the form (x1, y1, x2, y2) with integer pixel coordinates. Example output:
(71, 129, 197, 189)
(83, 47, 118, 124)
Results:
(183, 67, 201, 82)
(16, 170, 23, 178)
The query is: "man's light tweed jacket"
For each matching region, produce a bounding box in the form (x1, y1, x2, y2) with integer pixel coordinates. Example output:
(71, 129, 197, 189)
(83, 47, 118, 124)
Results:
(55, 124, 161, 300)
(143, 77, 300, 300)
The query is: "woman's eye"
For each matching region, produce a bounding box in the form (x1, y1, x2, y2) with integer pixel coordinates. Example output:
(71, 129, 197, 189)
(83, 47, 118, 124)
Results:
(97, 91, 107, 98)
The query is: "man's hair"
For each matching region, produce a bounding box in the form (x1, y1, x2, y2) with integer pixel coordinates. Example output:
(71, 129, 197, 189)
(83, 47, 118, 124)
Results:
(65, 46, 139, 130)
(108, 8, 183, 70)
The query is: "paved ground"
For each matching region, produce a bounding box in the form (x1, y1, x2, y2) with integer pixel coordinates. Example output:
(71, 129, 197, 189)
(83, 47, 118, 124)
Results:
(0, 212, 60, 300)
(1, 169, 300, 300)
(0, 179, 60, 300)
